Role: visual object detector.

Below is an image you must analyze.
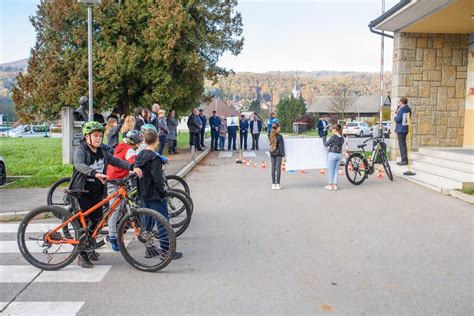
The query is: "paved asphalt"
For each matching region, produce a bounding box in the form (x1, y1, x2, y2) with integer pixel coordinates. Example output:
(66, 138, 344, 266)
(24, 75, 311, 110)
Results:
(0, 135, 472, 315)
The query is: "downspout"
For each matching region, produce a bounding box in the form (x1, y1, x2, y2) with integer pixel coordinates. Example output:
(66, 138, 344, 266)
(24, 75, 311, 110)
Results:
(369, 26, 394, 39)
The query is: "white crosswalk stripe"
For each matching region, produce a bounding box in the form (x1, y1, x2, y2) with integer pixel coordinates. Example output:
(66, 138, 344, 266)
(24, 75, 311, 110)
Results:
(218, 152, 233, 158)
(243, 151, 256, 157)
(0, 223, 47, 233)
(265, 151, 270, 157)
(0, 301, 84, 315)
(0, 265, 112, 283)
(0, 240, 129, 254)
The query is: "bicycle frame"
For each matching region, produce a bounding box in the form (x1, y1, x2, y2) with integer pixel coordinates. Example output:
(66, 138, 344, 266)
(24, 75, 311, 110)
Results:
(44, 185, 128, 245)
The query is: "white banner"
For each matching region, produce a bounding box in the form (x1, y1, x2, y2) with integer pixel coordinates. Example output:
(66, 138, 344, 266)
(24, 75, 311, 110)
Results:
(284, 137, 327, 171)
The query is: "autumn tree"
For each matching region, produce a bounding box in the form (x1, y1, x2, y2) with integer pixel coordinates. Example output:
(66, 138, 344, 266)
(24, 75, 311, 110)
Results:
(329, 82, 353, 119)
(13, 0, 243, 122)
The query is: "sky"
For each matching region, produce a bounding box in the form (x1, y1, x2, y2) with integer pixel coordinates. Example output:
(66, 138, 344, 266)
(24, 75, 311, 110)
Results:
(0, 0, 399, 72)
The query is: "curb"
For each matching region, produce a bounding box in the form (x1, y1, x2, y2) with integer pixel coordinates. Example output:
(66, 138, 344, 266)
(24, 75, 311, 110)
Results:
(176, 146, 212, 178)
(0, 145, 212, 221)
(448, 189, 474, 205)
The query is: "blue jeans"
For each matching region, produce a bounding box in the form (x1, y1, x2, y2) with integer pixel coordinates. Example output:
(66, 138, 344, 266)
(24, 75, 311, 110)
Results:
(141, 199, 170, 251)
(158, 135, 167, 155)
(219, 136, 225, 150)
(327, 152, 342, 185)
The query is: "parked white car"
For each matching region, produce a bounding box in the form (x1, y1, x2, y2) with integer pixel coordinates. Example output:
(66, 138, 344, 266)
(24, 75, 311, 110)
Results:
(8, 125, 50, 138)
(370, 121, 391, 137)
(343, 122, 371, 137)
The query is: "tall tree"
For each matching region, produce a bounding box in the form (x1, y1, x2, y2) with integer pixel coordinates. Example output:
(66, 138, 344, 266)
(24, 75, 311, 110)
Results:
(13, 0, 243, 122)
(276, 96, 306, 133)
(329, 82, 353, 119)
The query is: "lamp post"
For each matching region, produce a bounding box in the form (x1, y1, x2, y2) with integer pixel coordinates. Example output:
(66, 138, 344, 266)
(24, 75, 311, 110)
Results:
(78, 0, 101, 122)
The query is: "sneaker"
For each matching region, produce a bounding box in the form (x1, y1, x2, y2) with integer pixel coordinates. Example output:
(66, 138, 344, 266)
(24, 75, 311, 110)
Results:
(172, 251, 183, 260)
(275, 184, 281, 190)
(88, 250, 100, 261)
(272, 184, 276, 190)
(106, 236, 120, 252)
(333, 185, 339, 191)
(324, 185, 334, 190)
(78, 254, 93, 268)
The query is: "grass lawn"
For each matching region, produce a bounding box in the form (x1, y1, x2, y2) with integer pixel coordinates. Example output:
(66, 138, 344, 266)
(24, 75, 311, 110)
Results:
(1, 132, 193, 189)
(0, 137, 73, 189)
(460, 188, 474, 195)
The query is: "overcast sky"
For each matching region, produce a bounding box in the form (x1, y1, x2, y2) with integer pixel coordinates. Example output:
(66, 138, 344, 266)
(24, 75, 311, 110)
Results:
(0, 0, 399, 72)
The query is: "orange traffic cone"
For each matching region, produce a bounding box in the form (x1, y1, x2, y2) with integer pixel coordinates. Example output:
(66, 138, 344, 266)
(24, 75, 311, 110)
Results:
(320, 168, 326, 175)
(261, 161, 267, 169)
(360, 161, 365, 169)
(376, 166, 384, 178)
(253, 163, 257, 168)
(281, 161, 286, 171)
(299, 169, 307, 174)
(338, 167, 344, 176)
(348, 163, 353, 172)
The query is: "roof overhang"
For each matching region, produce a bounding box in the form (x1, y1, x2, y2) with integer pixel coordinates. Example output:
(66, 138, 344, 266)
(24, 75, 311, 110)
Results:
(369, 0, 474, 34)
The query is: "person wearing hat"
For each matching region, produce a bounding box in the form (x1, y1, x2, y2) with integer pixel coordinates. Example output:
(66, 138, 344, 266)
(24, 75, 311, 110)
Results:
(69, 121, 142, 268)
(209, 110, 221, 151)
(198, 109, 207, 148)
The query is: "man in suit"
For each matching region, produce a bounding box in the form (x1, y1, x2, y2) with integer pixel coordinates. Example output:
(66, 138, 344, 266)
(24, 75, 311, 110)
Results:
(316, 114, 330, 146)
(198, 109, 207, 148)
(395, 97, 412, 165)
(250, 114, 263, 150)
(239, 114, 249, 150)
(187, 108, 203, 151)
(209, 110, 221, 151)
(227, 115, 238, 151)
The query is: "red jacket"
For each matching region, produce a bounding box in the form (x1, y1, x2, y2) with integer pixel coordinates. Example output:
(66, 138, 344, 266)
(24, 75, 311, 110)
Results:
(106, 143, 137, 180)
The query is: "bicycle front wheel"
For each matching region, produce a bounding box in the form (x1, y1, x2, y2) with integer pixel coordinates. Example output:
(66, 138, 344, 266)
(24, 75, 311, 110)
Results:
(117, 208, 176, 272)
(46, 177, 72, 208)
(345, 153, 369, 185)
(167, 191, 193, 237)
(17, 205, 80, 270)
(380, 151, 393, 181)
(165, 175, 190, 195)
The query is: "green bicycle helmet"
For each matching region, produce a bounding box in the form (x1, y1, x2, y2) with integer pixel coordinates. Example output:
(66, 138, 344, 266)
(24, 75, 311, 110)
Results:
(140, 123, 157, 133)
(82, 121, 105, 136)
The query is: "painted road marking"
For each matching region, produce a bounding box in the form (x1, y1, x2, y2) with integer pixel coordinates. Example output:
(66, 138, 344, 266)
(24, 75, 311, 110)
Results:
(218, 152, 233, 158)
(243, 152, 256, 157)
(0, 240, 130, 254)
(0, 301, 84, 315)
(0, 265, 112, 283)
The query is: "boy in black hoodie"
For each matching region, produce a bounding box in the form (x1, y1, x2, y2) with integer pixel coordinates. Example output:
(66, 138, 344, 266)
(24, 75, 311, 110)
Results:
(135, 129, 183, 260)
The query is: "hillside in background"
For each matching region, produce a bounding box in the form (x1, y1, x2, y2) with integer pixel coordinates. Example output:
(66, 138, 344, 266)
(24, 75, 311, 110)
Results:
(205, 71, 392, 105)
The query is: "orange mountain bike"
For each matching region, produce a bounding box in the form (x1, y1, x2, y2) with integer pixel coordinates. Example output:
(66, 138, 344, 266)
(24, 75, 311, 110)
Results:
(17, 175, 176, 272)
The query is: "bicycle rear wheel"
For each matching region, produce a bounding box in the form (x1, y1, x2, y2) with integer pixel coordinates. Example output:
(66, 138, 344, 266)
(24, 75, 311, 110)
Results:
(46, 177, 72, 207)
(167, 191, 193, 237)
(169, 188, 194, 212)
(380, 151, 393, 181)
(165, 175, 190, 195)
(345, 153, 369, 185)
(117, 208, 176, 272)
(17, 205, 80, 270)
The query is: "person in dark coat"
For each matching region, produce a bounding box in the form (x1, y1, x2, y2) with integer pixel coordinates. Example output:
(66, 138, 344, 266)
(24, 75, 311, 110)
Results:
(239, 114, 249, 150)
(316, 114, 330, 146)
(134, 107, 145, 131)
(269, 122, 285, 190)
(198, 109, 206, 148)
(227, 115, 238, 151)
(209, 110, 221, 151)
(187, 108, 203, 151)
(167, 110, 179, 155)
(250, 114, 263, 150)
(394, 97, 412, 165)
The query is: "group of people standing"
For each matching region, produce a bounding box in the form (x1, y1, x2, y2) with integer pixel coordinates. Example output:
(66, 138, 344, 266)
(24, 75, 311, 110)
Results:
(104, 103, 179, 156)
(187, 110, 264, 152)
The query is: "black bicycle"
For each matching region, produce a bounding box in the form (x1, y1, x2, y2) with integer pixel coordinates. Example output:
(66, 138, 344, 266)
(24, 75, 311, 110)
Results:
(345, 136, 393, 185)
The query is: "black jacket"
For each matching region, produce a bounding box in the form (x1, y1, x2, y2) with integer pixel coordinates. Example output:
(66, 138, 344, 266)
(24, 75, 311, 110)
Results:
(135, 149, 167, 201)
(69, 142, 132, 196)
(270, 134, 285, 157)
(187, 114, 201, 133)
(107, 120, 124, 148)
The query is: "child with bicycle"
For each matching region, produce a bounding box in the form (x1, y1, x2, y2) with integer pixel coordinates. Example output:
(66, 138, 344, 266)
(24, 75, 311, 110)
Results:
(325, 124, 344, 191)
(105, 129, 144, 251)
(70, 121, 142, 268)
(135, 128, 183, 260)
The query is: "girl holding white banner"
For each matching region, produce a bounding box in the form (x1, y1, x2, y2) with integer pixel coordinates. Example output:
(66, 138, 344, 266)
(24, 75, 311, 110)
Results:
(325, 124, 344, 191)
(269, 122, 285, 190)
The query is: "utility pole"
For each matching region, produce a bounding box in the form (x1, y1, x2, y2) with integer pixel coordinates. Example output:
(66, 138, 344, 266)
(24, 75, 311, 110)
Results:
(78, 0, 101, 121)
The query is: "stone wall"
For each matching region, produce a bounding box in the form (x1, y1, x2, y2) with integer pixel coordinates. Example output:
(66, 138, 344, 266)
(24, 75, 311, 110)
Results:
(390, 32, 468, 158)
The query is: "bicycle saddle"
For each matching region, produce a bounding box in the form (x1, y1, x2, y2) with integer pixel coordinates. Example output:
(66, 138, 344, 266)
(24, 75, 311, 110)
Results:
(357, 144, 366, 149)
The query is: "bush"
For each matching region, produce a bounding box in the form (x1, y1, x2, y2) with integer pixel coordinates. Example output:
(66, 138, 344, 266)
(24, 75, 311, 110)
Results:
(295, 113, 315, 130)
